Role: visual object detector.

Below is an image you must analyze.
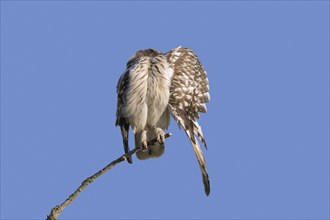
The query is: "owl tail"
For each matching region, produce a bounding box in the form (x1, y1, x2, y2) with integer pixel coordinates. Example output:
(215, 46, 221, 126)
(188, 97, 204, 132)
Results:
(135, 130, 165, 160)
(120, 122, 133, 164)
(184, 127, 210, 196)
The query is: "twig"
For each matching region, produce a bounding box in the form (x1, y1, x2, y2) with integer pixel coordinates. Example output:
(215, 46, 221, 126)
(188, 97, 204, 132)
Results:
(46, 133, 172, 220)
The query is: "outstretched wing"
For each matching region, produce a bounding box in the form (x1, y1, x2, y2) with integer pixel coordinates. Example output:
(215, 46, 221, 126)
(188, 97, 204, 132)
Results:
(165, 46, 211, 196)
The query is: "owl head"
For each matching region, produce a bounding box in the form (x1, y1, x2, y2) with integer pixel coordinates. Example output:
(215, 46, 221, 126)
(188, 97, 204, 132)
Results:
(126, 48, 163, 68)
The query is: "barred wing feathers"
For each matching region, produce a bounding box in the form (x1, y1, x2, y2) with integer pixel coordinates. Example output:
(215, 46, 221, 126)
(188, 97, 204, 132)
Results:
(166, 46, 211, 196)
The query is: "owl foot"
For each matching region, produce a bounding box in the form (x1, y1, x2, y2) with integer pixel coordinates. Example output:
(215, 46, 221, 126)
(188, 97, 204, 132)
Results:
(141, 140, 148, 152)
(155, 128, 165, 144)
(140, 130, 148, 152)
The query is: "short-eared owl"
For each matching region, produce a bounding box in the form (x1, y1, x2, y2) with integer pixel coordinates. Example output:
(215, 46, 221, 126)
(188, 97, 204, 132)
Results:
(116, 46, 210, 196)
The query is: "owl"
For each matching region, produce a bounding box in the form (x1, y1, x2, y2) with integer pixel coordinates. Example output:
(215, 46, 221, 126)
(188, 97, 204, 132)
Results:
(116, 46, 210, 196)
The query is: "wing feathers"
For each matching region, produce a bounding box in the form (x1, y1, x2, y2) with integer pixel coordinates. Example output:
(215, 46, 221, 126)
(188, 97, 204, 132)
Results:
(166, 46, 210, 195)
(166, 46, 210, 147)
(188, 135, 210, 196)
(169, 105, 210, 196)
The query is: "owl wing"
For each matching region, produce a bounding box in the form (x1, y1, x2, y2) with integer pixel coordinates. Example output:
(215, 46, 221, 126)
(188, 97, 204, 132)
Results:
(116, 66, 132, 164)
(116, 56, 150, 164)
(165, 46, 211, 196)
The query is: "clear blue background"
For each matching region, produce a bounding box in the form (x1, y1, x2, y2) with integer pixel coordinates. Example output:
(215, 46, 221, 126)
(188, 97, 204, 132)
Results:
(1, 1, 329, 219)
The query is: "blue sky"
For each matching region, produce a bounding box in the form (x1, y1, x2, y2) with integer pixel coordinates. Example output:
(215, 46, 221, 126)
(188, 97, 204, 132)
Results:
(1, 1, 329, 219)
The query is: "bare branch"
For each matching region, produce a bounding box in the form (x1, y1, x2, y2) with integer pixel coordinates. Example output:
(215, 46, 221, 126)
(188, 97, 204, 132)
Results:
(46, 133, 172, 220)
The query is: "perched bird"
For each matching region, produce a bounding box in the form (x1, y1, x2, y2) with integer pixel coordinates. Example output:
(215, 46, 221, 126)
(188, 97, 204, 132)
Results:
(116, 46, 211, 196)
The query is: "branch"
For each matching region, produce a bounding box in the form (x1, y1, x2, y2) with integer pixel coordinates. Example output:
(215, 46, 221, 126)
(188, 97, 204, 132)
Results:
(46, 133, 172, 220)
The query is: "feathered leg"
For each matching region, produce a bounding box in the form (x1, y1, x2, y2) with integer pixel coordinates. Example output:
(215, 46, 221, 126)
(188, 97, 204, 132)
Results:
(134, 130, 148, 151)
(154, 127, 165, 144)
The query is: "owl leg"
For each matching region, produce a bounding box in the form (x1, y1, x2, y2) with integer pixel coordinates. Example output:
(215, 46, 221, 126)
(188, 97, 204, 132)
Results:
(134, 130, 148, 152)
(154, 127, 165, 144)
(141, 130, 148, 151)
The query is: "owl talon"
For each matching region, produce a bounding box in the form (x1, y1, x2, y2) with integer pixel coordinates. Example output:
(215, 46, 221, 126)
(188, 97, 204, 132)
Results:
(156, 129, 165, 144)
(141, 140, 148, 152)
(157, 134, 165, 144)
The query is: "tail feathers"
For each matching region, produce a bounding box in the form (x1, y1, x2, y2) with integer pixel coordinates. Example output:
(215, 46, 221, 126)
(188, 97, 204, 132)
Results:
(120, 121, 132, 164)
(192, 121, 207, 150)
(184, 128, 210, 196)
